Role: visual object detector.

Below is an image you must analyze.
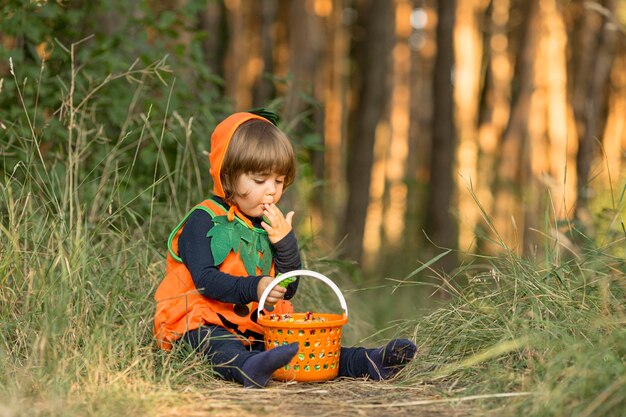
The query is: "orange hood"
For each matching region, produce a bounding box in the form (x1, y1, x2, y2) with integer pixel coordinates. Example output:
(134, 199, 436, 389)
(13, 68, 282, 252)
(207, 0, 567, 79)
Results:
(209, 112, 271, 198)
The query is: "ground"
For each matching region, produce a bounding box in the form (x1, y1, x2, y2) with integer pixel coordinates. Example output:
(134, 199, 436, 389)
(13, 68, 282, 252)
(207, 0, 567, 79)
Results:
(156, 379, 499, 417)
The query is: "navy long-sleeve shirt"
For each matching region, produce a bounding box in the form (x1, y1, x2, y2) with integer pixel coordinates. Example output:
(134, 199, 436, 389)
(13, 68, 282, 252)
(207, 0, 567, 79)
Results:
(178, 198, 301, 305)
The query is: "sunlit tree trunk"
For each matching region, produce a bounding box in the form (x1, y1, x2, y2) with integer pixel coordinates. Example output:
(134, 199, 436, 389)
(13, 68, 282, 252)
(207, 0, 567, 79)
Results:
(524, 1, 552, 254)
(515, 0, 576, 255)
(476, 0, 512, 253)
(540, 0, 577, 223)
(365, 0, 412, 273)
(490, 0, 540, 253)
(423, 0, 457, 269)
(602, 53, 626, 187)
(453, 0, 486, 253)
(282, 0, 327, 238)
(341, 0, 394, 265)
(224, 0, 262, 109)
(322, 0, 350, 247)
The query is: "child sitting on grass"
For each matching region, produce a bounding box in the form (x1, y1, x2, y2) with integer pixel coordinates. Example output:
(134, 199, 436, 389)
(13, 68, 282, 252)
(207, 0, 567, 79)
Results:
(153, 111, 416, 388)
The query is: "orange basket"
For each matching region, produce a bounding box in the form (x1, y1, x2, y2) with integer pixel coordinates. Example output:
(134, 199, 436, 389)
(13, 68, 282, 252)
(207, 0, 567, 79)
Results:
(257, 270, 349, 382)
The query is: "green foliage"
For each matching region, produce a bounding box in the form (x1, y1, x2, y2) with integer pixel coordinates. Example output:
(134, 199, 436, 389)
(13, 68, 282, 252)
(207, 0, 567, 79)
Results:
(1, 0, 232, 225)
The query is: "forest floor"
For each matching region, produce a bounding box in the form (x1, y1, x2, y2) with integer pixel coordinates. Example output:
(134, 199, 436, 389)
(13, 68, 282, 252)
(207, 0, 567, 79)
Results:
(155, 379, 503, 417)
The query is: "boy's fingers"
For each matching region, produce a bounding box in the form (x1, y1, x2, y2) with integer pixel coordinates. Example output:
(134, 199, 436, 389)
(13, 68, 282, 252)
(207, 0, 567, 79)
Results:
(267, 287, 286, 303)
(269, 290, 285, 300)
(272, 285, 287, 297)
(285, 211, 294, 226)
(266, 294, 283, 305)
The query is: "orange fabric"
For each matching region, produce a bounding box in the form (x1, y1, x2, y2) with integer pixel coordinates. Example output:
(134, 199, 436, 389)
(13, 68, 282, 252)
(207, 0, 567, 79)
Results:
(208, 112, 269, 198)
(153, 199, 293, 350)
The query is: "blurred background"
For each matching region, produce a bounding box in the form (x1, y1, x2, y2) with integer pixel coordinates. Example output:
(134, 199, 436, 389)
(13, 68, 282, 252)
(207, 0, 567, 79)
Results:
(1, 0, 625, 305)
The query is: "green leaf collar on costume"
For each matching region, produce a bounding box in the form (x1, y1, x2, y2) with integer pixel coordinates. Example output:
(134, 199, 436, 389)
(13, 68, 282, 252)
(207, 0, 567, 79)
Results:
(207, 215, 273, 276)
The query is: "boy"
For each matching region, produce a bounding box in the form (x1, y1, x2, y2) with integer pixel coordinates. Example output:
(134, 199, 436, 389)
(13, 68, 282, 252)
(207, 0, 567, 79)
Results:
(154, 111, 416, 388)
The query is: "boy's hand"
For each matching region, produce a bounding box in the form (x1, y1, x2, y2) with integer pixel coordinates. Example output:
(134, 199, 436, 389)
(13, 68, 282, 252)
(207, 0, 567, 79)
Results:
(257, 276, 287, 307)
(261, 203, 294, 244)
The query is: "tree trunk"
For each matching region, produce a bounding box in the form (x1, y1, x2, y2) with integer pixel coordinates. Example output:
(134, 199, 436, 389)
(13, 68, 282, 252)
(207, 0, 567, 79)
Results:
(601, 52, 626, 186)
(490, 0, 540, 253)
(341, 0, 394, 265)
(476, 0, 512, 253)
(253, 0, 278, 106)
(453, 0, 486, 253)
(224, 0, 262, 109)
(284, 0, 323, 123)
(572, 0, 618, 225)
(322, 0, 350, 246)
(376, 0, 413, 274)
(199, 0, 227, 90)
(405, 3, 436, 258)
(541, 0, 576, 221)
(423, 0, 457, 269)
(278, 0, 326, 229)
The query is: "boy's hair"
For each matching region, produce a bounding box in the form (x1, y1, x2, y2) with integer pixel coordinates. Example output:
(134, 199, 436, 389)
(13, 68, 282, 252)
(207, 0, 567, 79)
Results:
(220, 119, 296, 202)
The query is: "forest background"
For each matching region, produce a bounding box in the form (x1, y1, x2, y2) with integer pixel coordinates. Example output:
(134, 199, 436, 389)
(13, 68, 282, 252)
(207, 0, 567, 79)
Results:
(1, 0, 625, 416)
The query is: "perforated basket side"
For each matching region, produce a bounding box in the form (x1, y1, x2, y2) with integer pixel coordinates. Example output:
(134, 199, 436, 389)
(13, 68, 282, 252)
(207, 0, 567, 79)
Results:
(264, 324, 343, 381)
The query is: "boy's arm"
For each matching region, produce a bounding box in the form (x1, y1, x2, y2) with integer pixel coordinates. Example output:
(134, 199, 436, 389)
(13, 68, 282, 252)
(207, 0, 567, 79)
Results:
(272, 230, 301, 299)
(179, 210, 262, 305)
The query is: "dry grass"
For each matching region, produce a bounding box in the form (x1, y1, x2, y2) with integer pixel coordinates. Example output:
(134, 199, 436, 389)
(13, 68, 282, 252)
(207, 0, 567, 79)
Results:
(155, 379, 492, 417)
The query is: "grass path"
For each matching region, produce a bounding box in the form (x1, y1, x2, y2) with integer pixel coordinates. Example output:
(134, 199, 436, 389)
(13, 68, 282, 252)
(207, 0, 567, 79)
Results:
(155, 380, 494, 417)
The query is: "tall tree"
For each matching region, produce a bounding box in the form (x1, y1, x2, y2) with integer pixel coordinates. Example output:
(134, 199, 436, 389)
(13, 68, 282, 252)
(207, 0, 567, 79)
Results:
(571, 0, 618, 224)
(405, 3, 437, 260)
(199, 0, 227, 91)
(253, 0, 278, 106)
(453, 0, 487, 252)
(282, 0, 326, 228)
(284, 0, 323, 123)
(490, 0, 540, 253)
(476, 0, 512, 252)
(321, 0, 350, 246)
(341, 0, 394, 264)
(378, 0, 413, 272)
(223, 0, 262, 109)
(423, 0, 457, 268)
(541, 0, 575, 221)
(601, 52, 626, 185)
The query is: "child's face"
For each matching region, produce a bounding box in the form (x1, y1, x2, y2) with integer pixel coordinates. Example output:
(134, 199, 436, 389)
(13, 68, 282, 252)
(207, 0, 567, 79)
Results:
(232, 172, 286, 218)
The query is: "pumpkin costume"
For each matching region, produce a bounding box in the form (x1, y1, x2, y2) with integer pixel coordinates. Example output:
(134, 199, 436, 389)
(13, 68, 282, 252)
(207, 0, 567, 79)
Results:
(152, 112, 417, 387)
(153, 112, 295, 350)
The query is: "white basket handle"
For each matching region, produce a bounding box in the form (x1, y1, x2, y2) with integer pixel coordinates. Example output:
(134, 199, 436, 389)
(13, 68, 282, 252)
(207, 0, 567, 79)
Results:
(257, 269, 348, 319)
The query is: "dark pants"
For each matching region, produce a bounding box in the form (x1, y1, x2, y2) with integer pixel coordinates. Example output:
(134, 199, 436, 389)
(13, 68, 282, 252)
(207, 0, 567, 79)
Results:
(183, 325, 370, 384)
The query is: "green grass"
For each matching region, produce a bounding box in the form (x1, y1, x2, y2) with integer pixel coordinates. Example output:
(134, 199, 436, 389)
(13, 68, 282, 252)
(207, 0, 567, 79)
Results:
(0, 54, 214, 416)
(2, 55, 625, 417)
(398, 225, 626, 416)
